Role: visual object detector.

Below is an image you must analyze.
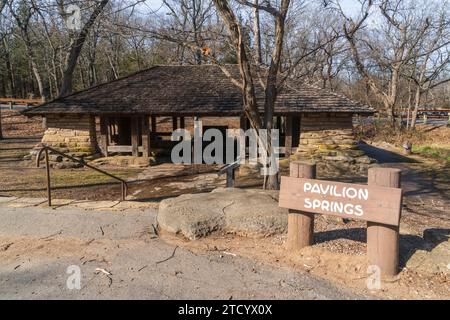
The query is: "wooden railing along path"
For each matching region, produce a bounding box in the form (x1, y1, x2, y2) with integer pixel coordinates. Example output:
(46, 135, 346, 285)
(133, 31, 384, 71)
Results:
(0, 98, 43, 108)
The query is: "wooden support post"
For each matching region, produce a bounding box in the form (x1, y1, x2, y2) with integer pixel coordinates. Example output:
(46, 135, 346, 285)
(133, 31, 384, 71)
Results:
(8, 101, 12, 110)
(151, 116, 157, 132)
(0, 105, 3, 140)
(150, 116, 157, 140)
(131, 117, 139, 157)
(285, 116, 293, 157)
(172, 116, 178, 131)
(180, 117, 185, 129)
(240, 116, 247, 131)
(367, 168, 401, 277)
(276, 116, 282, 130)
(142, 116, 151, 158)
(193, 116, 202, 164)
(287, 162, 316, 251)
(100, 116, 109, 157)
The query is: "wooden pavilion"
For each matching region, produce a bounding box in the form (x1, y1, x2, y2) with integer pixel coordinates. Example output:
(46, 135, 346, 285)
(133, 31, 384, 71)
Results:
(23, 65, 374, 160)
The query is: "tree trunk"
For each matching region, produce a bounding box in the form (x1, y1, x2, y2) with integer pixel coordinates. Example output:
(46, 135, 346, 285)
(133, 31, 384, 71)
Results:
(59, 0, 109, 97)
(213, 0, 262, 130)
(213, 0, 291, 190)
(28, 47, 48, 101)
(262, 0, 290, 190)
(410, 86, 422, 129)
(253, 0, 262, 64)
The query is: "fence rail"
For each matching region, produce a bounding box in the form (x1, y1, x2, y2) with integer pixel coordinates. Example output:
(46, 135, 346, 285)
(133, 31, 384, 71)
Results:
(0, 98, 43, 107)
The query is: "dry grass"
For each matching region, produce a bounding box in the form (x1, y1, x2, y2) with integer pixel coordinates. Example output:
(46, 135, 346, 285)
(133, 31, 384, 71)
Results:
(357, 121, 450, 145)
(0, 167, 142, 199)
(0, 110, 145, 200)
(358, 121, 450, 164)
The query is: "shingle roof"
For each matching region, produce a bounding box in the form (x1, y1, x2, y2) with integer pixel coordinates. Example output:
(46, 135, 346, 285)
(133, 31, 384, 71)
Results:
(24, 65, 374, 116)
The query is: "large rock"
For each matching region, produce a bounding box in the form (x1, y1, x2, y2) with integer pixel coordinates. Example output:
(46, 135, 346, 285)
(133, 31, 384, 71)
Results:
(406, 229, 450, 275)
(423, 228, 450, 244)
(157, 188, 288, 240)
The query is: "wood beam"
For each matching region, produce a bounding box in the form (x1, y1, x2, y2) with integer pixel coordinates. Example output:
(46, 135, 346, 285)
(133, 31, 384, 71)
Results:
(142, 116, 151, 158)
(0, 106, 2, 140)
(151, 116, 157, 134)
(108, 145, 147, 153)
(285, 116, 293, 157)
(131, 117, 139, 157)
(172, 116, 178, 131)
(180, 117, 185, 129)
(100, 116, 109, 157)
(240, 115, 247, 131)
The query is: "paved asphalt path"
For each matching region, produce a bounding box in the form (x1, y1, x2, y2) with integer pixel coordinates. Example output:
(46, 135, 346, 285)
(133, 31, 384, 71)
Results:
(0, 204, 367, 300)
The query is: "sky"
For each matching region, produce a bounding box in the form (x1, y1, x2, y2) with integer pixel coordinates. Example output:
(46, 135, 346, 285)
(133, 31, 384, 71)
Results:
(143, 0, 362, 16)
(339, 0, 362, 15)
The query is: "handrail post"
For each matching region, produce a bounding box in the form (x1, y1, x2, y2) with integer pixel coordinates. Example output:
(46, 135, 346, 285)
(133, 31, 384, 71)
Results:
(121, 182, 126, 201)
(44, 148, 51, 206)
(37, 144, 129, 203)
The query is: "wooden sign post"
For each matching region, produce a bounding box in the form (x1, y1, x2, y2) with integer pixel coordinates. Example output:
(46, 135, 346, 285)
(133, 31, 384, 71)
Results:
(287, 162, 316, 250)
(367, 168, 401, 277)
(279, 162, 403, 276)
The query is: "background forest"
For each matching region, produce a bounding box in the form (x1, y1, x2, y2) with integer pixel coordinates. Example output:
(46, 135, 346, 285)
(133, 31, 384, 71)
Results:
(1, 0, 449, 130)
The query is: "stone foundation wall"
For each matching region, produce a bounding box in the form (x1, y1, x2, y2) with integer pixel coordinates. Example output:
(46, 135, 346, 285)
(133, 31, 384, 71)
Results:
(296, 113, 374, 173)
(40, 114, 98, 155)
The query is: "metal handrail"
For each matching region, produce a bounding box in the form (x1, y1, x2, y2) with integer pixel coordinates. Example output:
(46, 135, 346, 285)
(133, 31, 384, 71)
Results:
(36, 145, 128, 206)
(218, 157, 241, 188)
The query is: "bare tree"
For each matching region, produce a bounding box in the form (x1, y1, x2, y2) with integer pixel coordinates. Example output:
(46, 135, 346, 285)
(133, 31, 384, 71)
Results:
(332, 0, 435, 126)
(161, 0, 215, 65)
(252, 0, 262, 64)
(212, 0, 291, 189)
(405, 4, 450, 128)
(0, 0, 7, 14)
(58, 0, 109, 97)
(8, 0, 49, 100)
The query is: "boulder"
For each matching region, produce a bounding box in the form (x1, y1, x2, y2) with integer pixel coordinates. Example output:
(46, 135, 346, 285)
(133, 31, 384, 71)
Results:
(406, 241, 450, 275)
(158, 188, 288, 240)
(423, 228, 450, 244)
(52, 162, 83, 169)
(355, 156, 373, 164)
(49, 154, 63, 162)
(406, 229, 450, 275)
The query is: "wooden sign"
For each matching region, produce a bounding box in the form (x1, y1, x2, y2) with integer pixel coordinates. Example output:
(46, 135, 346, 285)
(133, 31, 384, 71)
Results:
(279, 177, 403, 226)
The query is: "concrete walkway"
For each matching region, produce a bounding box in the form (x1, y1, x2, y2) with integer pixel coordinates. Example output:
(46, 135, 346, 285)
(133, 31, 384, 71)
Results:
(0, 196, 156, 211)
(0, 201, 367, 299)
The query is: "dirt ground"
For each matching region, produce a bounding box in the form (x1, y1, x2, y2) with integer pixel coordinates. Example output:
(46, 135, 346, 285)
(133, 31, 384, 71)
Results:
(160, 228, 449, 300)
(1, 110, 449, 299)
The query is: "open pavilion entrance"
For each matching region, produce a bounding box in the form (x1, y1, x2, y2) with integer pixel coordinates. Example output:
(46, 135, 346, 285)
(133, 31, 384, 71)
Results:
(98, 115, 300, 160)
